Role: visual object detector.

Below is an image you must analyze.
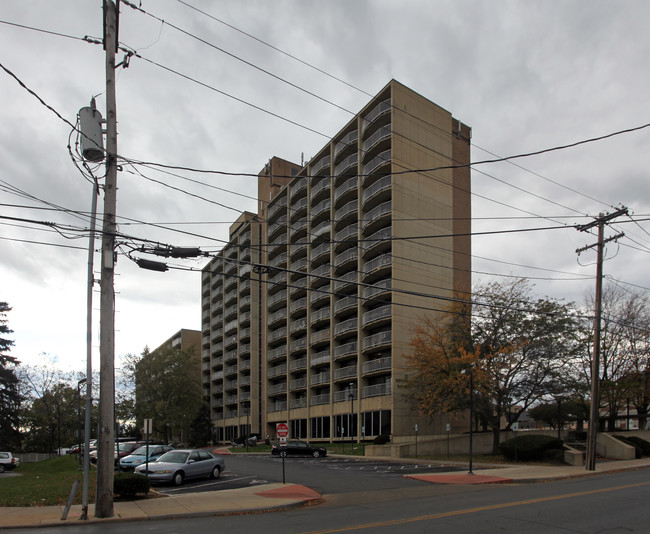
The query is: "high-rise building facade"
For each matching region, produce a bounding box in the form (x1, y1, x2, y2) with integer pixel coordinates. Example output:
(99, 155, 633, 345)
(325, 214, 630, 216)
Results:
(202, 80, 471, 443)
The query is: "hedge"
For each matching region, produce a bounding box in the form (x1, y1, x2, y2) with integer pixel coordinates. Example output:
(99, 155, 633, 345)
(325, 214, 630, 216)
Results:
(498, 434, 564, 461)
(114, 472, 151, 497)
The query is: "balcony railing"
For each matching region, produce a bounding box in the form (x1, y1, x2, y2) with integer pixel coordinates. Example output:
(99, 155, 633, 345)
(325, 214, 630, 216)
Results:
(361, 381, 391, 398)
(310, 393, 330, 406)
(310, 155, 331, 177)
(362, 149, 391, 176)
(361, 330, 391, 351)
(334, 341, 357, 359)
(362, 125, 391, 154)
(361, 356, 392, 375)
(334, 364, 357, 380)
(361, 304, 392, 328)
(361, 98, 390, 135)
(334, 130, 357, 160)
(310, 372, 330, 386)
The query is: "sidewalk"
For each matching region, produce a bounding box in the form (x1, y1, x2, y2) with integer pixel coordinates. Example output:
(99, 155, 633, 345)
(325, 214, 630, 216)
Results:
(2, 458, 649, 529)
(0, 483, 322, 529)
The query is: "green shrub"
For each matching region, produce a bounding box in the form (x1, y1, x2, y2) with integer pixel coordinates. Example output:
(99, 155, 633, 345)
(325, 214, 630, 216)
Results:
(114, 472, 151, 498)
(613, 435, 644, 458)
(499, 434, 564, 461)
(373, 434, 390, 445)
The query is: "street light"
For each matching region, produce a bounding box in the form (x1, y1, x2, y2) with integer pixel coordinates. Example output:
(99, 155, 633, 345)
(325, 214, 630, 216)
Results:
(461, 369, 474, 475)
(242, 401, 250, 452)
(77, 378, 87, 470)
(348, 383, 355, 451)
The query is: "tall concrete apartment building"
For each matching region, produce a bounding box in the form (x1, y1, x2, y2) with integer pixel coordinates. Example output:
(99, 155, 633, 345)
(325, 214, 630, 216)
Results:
(201, 80, 471, 443)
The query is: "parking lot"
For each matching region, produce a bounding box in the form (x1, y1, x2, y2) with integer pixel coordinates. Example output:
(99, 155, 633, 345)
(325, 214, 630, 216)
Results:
(158, 454, 465, 496)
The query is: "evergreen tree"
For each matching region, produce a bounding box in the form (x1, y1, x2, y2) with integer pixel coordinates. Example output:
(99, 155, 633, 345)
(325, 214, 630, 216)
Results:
(0, 302, 21, 449)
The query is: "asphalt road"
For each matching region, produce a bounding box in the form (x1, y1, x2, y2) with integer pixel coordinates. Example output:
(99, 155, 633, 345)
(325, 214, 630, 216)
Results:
(157, 453, 465, 496)
(9, 460, 650, 533)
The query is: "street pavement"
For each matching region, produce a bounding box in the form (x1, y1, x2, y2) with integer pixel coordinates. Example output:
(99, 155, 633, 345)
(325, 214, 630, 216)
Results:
(2, 453, 649, 529)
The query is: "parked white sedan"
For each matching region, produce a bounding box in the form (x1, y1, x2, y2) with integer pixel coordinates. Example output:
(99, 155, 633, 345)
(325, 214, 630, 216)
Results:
(135, 449, 225, 486)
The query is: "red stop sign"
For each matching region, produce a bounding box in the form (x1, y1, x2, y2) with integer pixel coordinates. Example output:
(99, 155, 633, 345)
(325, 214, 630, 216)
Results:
(276, 423, 289, 437)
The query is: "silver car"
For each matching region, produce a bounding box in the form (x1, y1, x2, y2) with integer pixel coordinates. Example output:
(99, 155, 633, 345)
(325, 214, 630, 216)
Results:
(135, 449, 225, 486)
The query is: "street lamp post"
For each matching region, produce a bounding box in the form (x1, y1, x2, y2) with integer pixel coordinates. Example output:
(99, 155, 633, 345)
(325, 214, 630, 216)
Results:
(348, 383, 355, 451)
(242, 401, 250, 453)
(461, 369, 474, 475)
(77, 378, 87, 470)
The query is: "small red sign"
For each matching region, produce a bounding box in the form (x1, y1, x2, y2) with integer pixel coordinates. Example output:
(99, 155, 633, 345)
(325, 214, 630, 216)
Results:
(276, 423, 289, 438)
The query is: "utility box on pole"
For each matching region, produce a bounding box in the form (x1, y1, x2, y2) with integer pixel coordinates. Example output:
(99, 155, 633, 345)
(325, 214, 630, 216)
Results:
(79, 106, 104, 162)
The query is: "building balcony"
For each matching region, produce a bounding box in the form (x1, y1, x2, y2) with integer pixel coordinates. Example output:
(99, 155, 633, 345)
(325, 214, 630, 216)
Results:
(289, 240, 308, 260)
(267, 327, 288, 346)
(310, 177, 330, 204)
(268, 252, 288, 269)
(334, 200, 358, 228)
(334, 225, 358, 253)
(310, 328, 330, 347)
(361, 381, 391, 399)
(290, 276, 308, 298)
(267, 217, 287, 241)
(361, 98, 391, 136)
(290, 178, 308, 200)
(224, 320, 238, 336)
(362, 125, 391, 162)
(311, 220, 331, 241)
(267, 290, 287, 312)
(290, 377, 307, 391)
(310, 393, 330, 406)
(361, 200, 391, 235)
(290, 317, 307, 336)
(361, 174, 391, 211)
(310, 264, 331, 288)
(267, 271, 287, 294)
(360, 227, 391, 260)
(334, 317, 358, 339)
(290, 218, 308, 240)
(362, 279, 392, 302)
(289, 356, 308, 371)
(333, 247, 358, 274)
(290, 297, 308, 317)
(267, 196, 288, 221)
(333, 270, 357, 294)
(362, 149, 391, 177)
(309, 288, 330, 308)
(268, 382, 287, 395)
(361, 253, 391, 283)
(334, 295, 358, 317)
(361, 330, 391, 352)
(310, 306, 330, 328)
(361, 356, 392, 376)
(289, 337, 307, 355)
(268, 400, 287, 412)
(311, 198, 331, 221)
(290, 196, 308, 220)
(333, 176, 359, 207)
(224, 364, 238, 377)
(290, 397, 307, 409)
(310, 372, 330, 386)
(334, 341, 357, 360)
(310, 242, 330, 266)
(310, 349, 330, 367)
(267, 363, 287, 379)
(333, 130, 357, 162)
(267, 344, 287, 362)
(361, 304, 391, 329)
(334, 364, 357, 381)
(334, 153, 358, 178)
(310, 154, 331, 177)
(267, 308, 287, 328)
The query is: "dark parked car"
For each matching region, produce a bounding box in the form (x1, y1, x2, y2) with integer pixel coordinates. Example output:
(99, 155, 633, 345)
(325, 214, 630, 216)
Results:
(135, 449, 225, 486)
(0, 452, 20, 472)
(271, 440, 327, 458)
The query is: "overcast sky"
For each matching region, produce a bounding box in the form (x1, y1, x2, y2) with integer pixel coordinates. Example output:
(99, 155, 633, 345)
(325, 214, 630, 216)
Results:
(1, 0, 648, 373)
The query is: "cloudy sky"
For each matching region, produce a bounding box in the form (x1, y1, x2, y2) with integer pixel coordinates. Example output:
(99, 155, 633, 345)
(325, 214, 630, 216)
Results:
(1, 0, 648, 372)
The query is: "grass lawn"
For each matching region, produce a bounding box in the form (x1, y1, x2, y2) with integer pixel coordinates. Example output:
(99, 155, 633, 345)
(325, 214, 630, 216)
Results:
(0, 454, 96, 507)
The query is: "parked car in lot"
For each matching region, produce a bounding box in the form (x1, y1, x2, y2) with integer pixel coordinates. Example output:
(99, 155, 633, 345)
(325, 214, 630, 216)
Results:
(89, 441, 146, 465)
(119, 444, 173, 471)
(135, 449, 224, 486)
(0, 452, 20, 472)
(271, 440, 327, 458)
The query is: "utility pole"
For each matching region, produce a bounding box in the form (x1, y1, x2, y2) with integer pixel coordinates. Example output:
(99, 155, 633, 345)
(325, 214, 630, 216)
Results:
(96, 0, 119, 518)
(576, 207, 627, 471)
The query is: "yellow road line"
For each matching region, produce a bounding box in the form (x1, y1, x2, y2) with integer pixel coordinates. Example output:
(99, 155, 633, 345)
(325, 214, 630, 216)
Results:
(299, 480, 650, 534)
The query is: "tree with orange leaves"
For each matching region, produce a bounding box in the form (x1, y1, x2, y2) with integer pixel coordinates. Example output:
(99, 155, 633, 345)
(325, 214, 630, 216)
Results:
(407, 279, 582, 453)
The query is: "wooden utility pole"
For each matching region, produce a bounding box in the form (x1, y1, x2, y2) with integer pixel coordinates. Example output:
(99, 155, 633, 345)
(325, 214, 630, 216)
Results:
(96, 0, 119, 518)
(576, 207, 627, 471)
